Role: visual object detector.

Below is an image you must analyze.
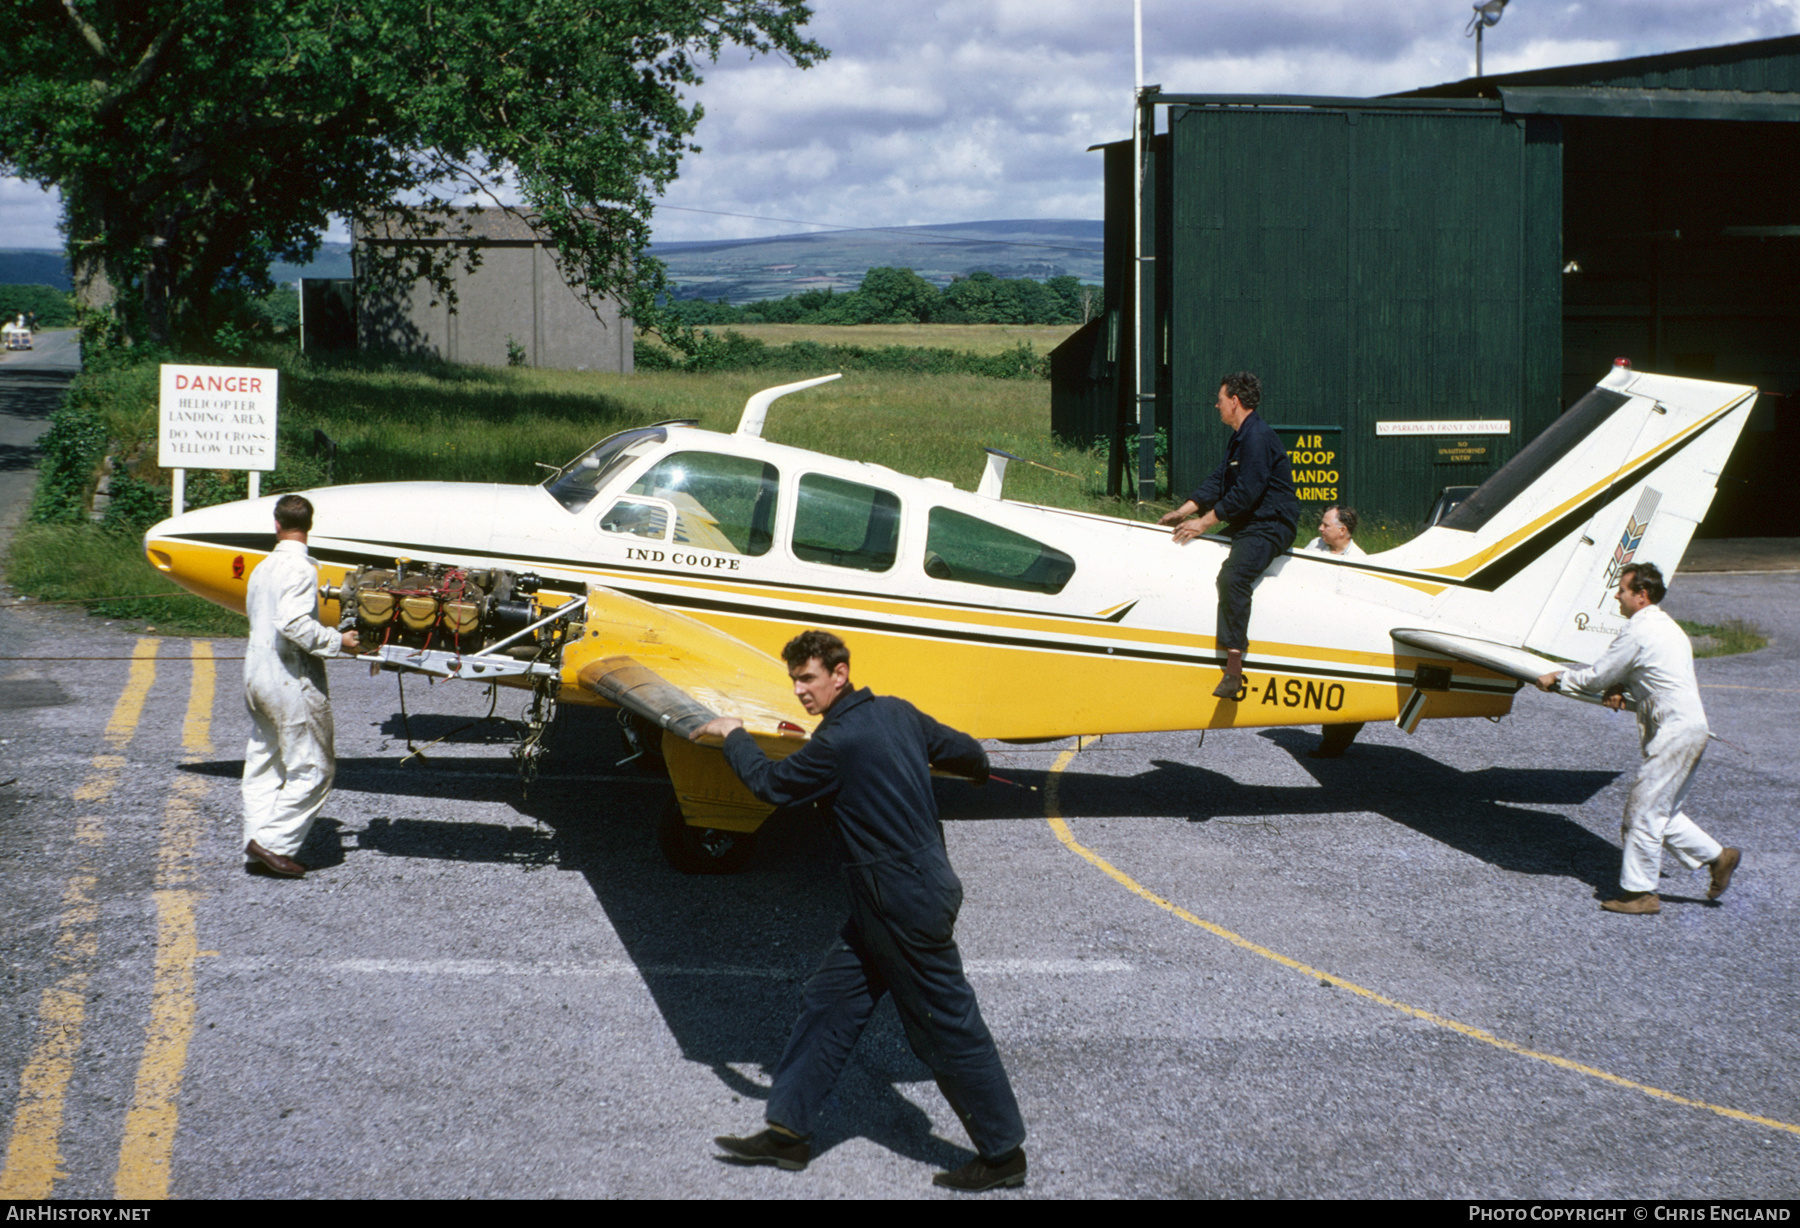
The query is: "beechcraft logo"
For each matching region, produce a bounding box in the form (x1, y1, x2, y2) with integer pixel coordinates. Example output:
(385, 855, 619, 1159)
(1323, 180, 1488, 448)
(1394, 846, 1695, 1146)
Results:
(1598, 487, 1661, 606)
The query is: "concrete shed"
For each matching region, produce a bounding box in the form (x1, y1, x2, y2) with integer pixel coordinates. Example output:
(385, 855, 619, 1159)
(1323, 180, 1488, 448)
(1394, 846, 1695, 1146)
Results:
(353, 208, 634, 373)
(1060, 34, 1800, 536)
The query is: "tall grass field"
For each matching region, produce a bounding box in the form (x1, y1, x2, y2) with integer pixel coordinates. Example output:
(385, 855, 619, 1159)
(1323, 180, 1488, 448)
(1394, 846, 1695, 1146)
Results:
(14, 336, 1710, 647)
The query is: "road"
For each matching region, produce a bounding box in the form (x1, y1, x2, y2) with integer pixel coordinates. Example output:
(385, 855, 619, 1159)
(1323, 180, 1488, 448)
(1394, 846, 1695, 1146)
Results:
(1, 343, 1796, 1198)
(0, 329, 81, 542)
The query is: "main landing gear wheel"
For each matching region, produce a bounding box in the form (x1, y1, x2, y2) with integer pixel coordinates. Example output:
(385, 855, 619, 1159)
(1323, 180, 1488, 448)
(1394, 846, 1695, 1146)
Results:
(657, 796, 757, 875)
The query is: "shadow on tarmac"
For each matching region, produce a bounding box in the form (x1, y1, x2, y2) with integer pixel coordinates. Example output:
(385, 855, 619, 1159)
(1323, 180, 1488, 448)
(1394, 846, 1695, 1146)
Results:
(183, 705, 969, 1168)
(178, 704, 1628, 1161)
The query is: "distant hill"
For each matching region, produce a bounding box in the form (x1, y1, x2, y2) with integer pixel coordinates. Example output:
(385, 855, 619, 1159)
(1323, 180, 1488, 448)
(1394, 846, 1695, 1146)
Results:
(0, 223, 1103, 306)
(0, 249, 70, 289)
(270, 242, 353, 283)
(650, 219, 1102, 304)
(0, 244, 353, 291)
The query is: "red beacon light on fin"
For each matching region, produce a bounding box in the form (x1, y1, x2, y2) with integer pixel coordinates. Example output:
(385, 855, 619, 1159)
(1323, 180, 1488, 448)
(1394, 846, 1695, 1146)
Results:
(1613, 357, 1632, 369)
(778, 720, 807, 738)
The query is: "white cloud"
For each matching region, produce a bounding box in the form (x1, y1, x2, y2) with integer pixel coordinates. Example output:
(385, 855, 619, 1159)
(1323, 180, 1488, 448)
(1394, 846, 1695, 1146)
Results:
(5, 0, 1798, 251)
(648, 0, 1800, 241)
(0, 180, 62, 249)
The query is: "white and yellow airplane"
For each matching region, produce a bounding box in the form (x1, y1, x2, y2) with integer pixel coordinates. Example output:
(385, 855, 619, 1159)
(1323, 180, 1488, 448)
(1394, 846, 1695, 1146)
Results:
(144, 363, 1756, 871)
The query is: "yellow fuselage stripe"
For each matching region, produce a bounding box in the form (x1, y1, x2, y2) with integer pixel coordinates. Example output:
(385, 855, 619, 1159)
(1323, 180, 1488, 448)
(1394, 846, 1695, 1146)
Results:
(1422, 400, 1737, 580)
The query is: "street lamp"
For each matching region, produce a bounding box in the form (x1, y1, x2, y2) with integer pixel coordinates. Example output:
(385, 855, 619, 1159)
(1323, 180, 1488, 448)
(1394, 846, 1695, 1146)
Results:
(1465, 0, 1508, 77)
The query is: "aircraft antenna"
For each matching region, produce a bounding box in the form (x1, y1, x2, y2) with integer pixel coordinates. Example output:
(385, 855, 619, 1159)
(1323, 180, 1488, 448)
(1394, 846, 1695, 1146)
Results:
(735, 373, 843, 438)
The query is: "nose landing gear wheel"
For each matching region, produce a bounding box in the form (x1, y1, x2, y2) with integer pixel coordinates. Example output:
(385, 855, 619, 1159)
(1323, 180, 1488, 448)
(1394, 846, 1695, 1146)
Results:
(657, 796, 757, 874)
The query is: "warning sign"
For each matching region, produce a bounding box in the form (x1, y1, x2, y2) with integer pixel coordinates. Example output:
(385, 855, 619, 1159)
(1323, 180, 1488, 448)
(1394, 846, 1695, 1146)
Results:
(158, 364, 279, 471)
(1435, 441, 1490, 465)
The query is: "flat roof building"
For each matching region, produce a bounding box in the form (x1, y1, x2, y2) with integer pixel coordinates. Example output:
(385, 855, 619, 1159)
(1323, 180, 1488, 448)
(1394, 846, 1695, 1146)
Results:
(353, 207, 634, 373)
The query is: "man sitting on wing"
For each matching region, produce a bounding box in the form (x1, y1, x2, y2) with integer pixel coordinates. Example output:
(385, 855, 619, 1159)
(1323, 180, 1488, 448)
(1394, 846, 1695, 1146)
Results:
(1159, 371, 1299, 700)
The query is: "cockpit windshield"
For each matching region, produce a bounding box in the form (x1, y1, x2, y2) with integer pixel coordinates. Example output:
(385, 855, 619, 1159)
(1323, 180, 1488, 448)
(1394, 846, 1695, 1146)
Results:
(543, 426, 669, 513)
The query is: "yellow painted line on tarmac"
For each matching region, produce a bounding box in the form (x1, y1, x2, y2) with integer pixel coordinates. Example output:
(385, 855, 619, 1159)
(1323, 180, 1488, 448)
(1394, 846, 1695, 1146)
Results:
(1041, 748, 1800, 1140)
(113, 881, 201, 1199)
(0, 638, 160, 1199)
(116, 641, 214, 1200)
(181, 641, 215, 753)
(105, 640, 160, 748)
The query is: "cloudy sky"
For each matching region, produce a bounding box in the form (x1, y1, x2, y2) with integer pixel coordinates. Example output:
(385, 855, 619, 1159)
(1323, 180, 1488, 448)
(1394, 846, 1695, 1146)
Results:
(3, 0, 1797, 251)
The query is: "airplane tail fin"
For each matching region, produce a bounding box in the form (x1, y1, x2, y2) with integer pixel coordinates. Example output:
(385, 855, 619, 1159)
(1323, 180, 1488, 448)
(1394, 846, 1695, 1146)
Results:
(1375, 365, 1757, 662)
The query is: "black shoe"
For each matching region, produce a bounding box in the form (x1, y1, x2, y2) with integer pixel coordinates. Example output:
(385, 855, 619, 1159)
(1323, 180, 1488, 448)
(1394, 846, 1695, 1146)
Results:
(715, 1127, 810, 1171)
(933, 1147, 1026, 1192)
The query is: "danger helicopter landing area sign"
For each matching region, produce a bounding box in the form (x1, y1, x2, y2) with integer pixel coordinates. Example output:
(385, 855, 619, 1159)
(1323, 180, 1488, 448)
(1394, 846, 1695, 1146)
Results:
(158, 364, 280, 471)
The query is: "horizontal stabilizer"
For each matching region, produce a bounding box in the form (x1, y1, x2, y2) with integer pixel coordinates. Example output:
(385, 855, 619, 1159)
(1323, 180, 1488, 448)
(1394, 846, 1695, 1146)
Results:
(1391, 627, 1633, 711)
(1390, 628, 1558, 685)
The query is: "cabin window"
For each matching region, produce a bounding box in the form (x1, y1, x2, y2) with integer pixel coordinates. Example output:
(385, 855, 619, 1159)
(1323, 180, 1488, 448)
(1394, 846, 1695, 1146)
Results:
(626, 451, 778, 556)
(791, 474, 901, 572)
(545, 426, 668, 513)
(598, 496, 672, 541)
(923, 507, 1076, 595)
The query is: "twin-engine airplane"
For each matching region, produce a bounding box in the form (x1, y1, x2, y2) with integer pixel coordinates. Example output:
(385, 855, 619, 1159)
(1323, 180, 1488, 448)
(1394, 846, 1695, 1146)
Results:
(144, 363, 1757, 871)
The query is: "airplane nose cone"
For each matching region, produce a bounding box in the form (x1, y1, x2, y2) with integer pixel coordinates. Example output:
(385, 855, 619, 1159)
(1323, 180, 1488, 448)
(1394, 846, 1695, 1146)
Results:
(143, 495, 279, 612)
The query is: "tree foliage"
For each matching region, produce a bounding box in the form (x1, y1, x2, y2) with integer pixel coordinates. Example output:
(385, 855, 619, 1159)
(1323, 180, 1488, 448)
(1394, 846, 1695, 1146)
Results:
(0, 1, 825, 345)
(668, 267, 1100, 328)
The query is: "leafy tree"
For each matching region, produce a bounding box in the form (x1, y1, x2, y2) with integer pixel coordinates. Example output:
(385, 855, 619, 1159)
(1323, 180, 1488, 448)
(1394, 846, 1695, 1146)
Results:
(937, 271, 1001, 324)
(0, 1, 825, 346)
(856, 267, 938, 323)
(1046, 275, 1095, 324)
(0, 284, 77, 328)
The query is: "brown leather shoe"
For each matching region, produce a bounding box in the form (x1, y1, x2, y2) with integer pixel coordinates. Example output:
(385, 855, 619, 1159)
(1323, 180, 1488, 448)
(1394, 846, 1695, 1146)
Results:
(1601, 891, 1659, 915)
(1212, 674, 1244, 700)
(715, 1127, 810, 1171)
(933, 1147, 1027, 1192)
(245, 840, 307, 878)
(1707, 847, 1741, 900)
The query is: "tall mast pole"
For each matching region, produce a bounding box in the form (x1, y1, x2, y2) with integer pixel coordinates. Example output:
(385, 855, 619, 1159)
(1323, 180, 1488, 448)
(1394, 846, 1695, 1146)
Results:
(1131, 0, 1155, 502)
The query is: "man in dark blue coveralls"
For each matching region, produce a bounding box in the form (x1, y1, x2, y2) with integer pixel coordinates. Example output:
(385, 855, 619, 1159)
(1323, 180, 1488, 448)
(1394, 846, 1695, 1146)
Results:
(1158, 371, 1299, 699)
(693, 630, 1027, 1193)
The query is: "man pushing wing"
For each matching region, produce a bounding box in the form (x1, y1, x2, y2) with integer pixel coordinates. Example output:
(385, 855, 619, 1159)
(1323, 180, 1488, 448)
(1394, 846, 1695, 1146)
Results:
(693, 629, 1027, 1193)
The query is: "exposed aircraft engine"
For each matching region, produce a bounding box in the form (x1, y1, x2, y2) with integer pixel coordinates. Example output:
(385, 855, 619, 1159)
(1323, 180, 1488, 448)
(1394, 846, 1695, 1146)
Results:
(331, 562, 545, 655)
(327, 561, 589, 794)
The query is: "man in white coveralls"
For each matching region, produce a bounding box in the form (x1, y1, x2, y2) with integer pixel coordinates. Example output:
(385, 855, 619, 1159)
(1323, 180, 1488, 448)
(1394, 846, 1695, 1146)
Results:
(1535, 562, 1739, 915)
(242, 494, 359, 878)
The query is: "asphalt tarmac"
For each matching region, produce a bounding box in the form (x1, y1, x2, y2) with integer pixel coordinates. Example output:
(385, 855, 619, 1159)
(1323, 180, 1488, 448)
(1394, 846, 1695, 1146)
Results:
(2, 568, 1795, 1200)
(1, 342, 1795, 1198)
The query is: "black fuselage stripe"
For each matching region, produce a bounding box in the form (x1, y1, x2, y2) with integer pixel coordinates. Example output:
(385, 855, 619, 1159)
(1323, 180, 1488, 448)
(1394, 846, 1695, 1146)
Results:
(615, 586, 1514, 692)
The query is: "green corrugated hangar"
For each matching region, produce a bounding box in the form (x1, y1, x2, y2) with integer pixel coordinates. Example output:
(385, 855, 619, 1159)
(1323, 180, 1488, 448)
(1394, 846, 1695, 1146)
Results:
(1051, 34, 1800, 537)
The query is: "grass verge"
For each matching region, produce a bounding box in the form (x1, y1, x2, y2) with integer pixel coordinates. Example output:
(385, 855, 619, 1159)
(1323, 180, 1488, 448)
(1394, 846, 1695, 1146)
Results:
(7, 523, 248, 637)
(1677, 618, 1769, 659)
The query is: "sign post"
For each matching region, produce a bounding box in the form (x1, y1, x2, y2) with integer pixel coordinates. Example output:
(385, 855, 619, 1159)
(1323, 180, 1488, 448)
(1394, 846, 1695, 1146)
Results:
(158, 365, 279, 515)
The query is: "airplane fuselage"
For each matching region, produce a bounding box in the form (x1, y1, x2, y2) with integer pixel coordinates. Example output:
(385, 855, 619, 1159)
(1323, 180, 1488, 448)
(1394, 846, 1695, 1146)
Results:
(145, 423, 1515, 740)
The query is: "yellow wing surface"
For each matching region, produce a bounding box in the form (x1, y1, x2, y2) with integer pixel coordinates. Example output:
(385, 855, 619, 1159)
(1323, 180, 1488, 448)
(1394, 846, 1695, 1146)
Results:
(562, 584, 814, 833)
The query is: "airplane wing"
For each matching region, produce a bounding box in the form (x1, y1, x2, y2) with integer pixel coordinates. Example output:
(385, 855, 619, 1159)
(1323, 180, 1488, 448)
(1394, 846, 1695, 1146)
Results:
(565, 583, 816, 744)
